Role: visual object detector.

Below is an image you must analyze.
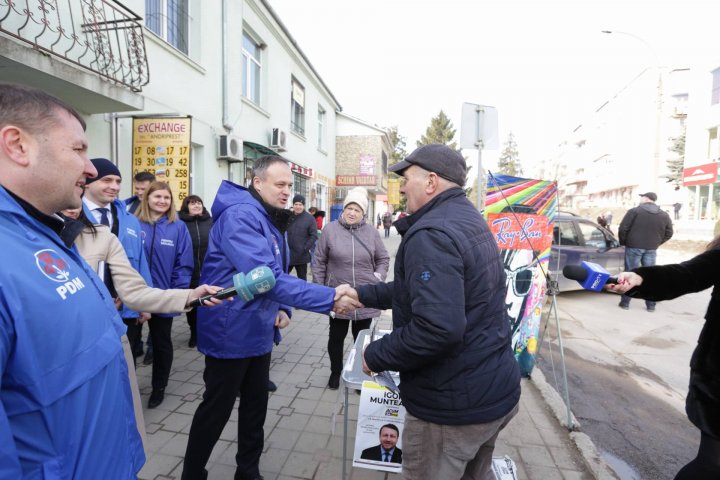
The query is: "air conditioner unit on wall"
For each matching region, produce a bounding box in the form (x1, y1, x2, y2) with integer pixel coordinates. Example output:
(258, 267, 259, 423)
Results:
(218, 134, 243, 162)
(270, 128, 287, 151)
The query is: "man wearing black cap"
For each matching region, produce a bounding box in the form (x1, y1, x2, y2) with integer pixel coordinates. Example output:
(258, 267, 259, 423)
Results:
(83, 158, 153, 359)
(286, 194, 316, 281)
(125, 171, 156, 214)
(338, 144, 521, 479)
(617, 192, 673, 311)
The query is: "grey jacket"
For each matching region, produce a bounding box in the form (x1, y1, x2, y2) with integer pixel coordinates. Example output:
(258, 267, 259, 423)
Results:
(312, 217, 390, 320)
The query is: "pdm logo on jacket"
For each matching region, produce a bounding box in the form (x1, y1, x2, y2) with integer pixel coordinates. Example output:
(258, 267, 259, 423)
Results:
(35, 248, 86, 299)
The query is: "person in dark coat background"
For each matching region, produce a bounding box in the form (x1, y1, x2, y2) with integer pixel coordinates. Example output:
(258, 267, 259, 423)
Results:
(608, 237, 720, 480)
(179, 195, 213, 348)
(382, 211, 393, 238)
(617, 192, 673, 312)
(287, 194, 317, 281)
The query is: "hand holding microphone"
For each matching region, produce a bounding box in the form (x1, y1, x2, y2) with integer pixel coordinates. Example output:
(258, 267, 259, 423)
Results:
(605, 271, 644, 294)
(187, 285, 225, 308)
(562, 262, 619, 291)
(189, 266, 276, 307)
(563, 262, 648, 295)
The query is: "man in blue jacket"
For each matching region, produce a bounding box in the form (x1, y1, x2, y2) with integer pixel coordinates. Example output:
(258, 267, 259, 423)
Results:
(182, 156, 353, 480)
(124, 170, 155, 214)
(83, 157, 153, 367)
(0, 83, 145, 477)
(349, 144, 521, 480)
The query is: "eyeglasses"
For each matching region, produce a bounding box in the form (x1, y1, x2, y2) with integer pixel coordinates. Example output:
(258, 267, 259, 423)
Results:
(506, 264, 535, 297)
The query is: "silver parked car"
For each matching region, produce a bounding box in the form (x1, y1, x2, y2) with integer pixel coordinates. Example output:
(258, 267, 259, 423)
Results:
(548, 213, 625, 292)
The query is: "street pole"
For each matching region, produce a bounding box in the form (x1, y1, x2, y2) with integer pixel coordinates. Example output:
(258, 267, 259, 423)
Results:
(474, 103, 485, 211)
(476, 141, 485, 211)
(461, 102, 497, 210)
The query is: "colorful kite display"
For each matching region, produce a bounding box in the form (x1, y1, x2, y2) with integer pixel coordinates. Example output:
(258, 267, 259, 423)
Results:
(484, 173, 558, 376)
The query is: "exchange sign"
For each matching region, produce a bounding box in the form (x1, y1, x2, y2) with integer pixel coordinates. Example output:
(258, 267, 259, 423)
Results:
(132, 117, 192, 207)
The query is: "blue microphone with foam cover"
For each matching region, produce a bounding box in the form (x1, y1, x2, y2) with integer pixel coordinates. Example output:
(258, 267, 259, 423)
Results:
(562, 261, 618, 292)
(189, 266, 276, 307)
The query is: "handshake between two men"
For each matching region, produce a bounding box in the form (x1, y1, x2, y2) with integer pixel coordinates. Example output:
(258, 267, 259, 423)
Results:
(332, 284, 363, 315)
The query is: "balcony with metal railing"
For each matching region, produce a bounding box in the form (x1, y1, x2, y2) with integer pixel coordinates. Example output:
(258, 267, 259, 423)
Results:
(0, 0, 149, 92)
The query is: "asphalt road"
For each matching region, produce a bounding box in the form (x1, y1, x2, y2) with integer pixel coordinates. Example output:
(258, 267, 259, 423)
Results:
(536, 247, 709, 480)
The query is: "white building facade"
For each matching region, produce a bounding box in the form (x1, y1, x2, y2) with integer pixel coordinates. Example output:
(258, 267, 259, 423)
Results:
(545, 67, 689, 216)
(335, 112, 391, 224)
(682, 59, 720, 221)
(0, 0, 341, 209)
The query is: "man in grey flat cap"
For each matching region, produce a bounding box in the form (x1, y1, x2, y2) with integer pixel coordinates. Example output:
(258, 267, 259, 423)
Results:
(338, 144, 521, 480)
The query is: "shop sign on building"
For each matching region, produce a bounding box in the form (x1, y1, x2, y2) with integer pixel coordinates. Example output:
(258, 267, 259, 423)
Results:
(682, 162, 718, 187)
(290, 161, 313, 177)
(337, 175, 377, 186)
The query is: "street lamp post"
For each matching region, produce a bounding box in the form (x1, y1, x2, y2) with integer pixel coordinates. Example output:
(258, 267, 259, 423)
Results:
(601, 30, 664, 194)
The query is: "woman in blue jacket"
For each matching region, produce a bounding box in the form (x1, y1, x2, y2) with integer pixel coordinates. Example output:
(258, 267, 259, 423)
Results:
(136, 181, 194, 408)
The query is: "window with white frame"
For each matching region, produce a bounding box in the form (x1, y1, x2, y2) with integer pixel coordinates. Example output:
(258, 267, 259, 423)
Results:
(316, 183, 327, 212)
(317, 106, 326, 150)
(242, 32, 261, 104)
(709, 127, 718, 161)
(291, 77, 305, 135)
(712, 68, 720, 105)
(145, 0, 189, 54)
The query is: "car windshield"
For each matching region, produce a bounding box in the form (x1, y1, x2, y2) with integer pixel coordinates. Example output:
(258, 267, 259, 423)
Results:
(553, 221, 579, 246)
(578, 222, 607, 248)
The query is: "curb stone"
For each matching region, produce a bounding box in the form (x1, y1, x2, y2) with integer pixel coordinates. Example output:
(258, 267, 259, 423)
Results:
(532, 366, 620, 479)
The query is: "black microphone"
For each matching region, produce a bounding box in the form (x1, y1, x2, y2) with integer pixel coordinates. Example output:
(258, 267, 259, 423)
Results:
(189, 266, 276, 307)
(562, 263, 618, 292)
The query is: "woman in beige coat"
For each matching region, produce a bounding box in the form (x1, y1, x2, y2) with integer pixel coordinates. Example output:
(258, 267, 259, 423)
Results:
(63, 207, 220, 316)
(62, 207, 222, 450)
(311, 187, 390, 389)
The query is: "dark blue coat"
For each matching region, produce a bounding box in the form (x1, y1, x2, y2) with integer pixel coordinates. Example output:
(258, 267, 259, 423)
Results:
(287, 210, 317, 265)
(179, 210, 213, 287)
(359, 188, 521, 425)
(197, 181, 335, 359)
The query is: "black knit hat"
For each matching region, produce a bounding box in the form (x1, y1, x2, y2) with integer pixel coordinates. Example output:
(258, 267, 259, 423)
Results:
(292, 194, 305, 205)
(87, 158, 121, 184)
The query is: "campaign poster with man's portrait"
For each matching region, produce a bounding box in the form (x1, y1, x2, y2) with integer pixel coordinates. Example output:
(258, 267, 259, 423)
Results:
(352, 381, 405, 473)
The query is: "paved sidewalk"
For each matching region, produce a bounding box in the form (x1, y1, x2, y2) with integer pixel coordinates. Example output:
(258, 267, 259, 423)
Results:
(135, 312, 595, 480)
(134, 230, 598, 479)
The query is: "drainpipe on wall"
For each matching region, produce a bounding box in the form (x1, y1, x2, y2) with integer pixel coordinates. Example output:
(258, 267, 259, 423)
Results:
(109, 112, 118, 165)
(222, 0, 233, 132)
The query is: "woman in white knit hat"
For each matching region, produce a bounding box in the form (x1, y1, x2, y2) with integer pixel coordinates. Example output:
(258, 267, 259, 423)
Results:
(311, 187, 391, 389)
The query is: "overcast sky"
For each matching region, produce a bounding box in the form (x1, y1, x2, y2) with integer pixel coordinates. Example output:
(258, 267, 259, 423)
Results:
(268, 0, 719, 172)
